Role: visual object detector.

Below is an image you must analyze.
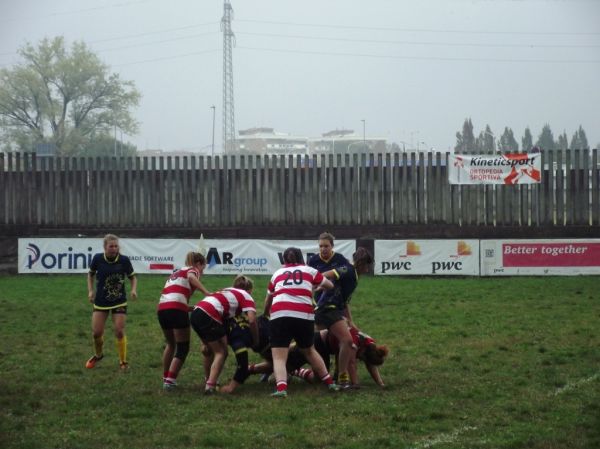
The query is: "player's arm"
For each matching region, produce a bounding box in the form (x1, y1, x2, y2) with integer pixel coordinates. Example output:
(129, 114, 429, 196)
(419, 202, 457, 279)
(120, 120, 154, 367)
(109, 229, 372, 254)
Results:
(87, 272, 95, 303)
(318, 276, 334, 291)
(129, 274, 138, 300)
(321, 269, 338, 280)
(188, 272, 211, 296)
(263, 292, 273, 317)
(366, 363, 385, 387)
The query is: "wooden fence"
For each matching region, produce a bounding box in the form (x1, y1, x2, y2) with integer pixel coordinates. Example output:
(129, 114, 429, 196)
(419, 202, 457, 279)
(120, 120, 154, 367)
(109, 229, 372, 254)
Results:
(1, 150, 598, 229)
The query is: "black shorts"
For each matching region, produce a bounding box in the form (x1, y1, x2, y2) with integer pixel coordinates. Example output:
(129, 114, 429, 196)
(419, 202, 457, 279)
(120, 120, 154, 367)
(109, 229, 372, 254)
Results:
(190, 309, 226, 343)
(269, 316, 314, 349)
(93, 305, 127, 315)
(157, 309, 190, 330)
(314, 307, 344, 329)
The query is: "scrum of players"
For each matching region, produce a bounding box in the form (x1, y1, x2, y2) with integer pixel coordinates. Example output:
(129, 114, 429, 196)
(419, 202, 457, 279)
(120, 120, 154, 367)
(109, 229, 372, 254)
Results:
(87, 232, 388, 396)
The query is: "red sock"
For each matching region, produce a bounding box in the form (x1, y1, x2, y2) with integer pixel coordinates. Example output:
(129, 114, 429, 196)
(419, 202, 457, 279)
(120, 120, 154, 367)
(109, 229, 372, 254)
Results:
(298, 368, 313, 380)
(167, 370, 178, 380)
(163, 371, 169, 380)
(276, 381, 287, 392)
(320, 373, 334, 385)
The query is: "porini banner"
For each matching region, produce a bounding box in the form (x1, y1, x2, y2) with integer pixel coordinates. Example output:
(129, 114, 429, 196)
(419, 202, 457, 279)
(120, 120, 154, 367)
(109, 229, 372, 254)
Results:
(18, 238, 356, 275)
(448, 153, 542, 185)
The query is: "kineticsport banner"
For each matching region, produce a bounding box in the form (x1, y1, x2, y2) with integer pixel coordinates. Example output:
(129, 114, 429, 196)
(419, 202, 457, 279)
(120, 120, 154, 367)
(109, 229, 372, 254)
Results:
(448, 153, 541, 185)
(18, 238, 356, 275)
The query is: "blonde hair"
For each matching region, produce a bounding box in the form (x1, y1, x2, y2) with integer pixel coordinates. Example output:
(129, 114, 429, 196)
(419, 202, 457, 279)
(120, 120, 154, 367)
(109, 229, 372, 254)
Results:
(185, 251, 206, 267)
(103, 234, 119, 248)
(233, 274, 253, 292)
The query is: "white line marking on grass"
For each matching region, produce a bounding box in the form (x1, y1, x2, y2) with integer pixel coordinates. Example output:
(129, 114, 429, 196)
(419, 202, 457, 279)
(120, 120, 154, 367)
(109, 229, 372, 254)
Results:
(550, 373, 599, 397)
(410, 425, 478, 449)
(409, 373, 598, 449)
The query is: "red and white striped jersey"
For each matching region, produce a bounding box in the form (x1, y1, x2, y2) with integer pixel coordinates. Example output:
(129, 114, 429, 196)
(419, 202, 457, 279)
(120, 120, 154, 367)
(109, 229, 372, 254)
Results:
(268, 263, 326, 320)
(157, 266, 200, 312)
(194, 287, 256, 324)
(328, 326, 376, 353)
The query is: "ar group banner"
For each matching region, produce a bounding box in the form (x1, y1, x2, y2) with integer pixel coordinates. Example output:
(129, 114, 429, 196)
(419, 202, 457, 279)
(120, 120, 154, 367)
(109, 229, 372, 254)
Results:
(448, 153, 541, 185)
(18, 238, 356, 275)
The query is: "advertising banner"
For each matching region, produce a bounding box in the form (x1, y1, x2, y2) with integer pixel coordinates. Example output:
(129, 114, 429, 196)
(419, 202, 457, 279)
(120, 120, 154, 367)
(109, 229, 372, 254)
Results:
(374, 240, 480, 276)
(480, 240, 600, 275)
(448, 153, 541, 185)
(18, 238, 356, 275)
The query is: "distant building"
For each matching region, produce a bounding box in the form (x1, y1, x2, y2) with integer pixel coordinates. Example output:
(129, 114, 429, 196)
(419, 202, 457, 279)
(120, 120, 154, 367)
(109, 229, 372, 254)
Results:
(309, 129, 387, 155)
(137, 149, 199, 158)
(237, 128, 308, 155)
(236, 127, 387, 156)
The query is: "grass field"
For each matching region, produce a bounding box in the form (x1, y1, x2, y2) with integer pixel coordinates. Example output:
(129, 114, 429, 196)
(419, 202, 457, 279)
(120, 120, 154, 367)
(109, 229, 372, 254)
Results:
(1, 274, 599, 449)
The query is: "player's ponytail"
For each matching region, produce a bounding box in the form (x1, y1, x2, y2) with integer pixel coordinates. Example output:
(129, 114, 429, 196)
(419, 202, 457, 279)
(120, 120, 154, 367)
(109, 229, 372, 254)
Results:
(185, 251, 206, 267)
(353, 247, 374, 272)
(233, 274, 253, 292)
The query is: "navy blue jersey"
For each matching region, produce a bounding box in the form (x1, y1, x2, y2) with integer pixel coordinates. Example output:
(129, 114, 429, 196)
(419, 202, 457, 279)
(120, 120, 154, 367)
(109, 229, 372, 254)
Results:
(89, 253, 135, 309)
(308, 251, 349, 273)
(226, 313, 270, 357)
(316, 262, 358, 311)
(308, 252, 349, 301)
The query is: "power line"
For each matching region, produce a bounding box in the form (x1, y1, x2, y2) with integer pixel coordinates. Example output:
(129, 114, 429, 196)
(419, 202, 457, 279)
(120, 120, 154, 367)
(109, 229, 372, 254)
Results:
(111, 49, 219, 67)
(89, 22, 220, 44)
(0, 0, 157, 24)
(236, 31, 600, 50)
(94, 31, 219, 54)
(237, 45, 600, 64)
(0, 22, 220, 56)
(237, 19, 600, 37)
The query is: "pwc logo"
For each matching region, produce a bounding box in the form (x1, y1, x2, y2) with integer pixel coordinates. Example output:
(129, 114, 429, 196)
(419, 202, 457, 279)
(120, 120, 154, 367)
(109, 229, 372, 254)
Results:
(456, 241, 472, 256)
(381, 241, 421, 273)
(397, 241, 421, 257)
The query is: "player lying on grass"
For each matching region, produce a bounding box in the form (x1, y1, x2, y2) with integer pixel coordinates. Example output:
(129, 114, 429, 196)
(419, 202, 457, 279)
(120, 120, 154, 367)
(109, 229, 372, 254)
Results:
(248, 325, 389, 388)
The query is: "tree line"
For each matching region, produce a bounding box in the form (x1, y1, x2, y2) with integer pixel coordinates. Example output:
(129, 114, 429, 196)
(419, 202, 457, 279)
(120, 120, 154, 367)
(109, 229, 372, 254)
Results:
(0, 37, 139, 157)
(454, 118, 593, 155)
(1, 37, 597, 158)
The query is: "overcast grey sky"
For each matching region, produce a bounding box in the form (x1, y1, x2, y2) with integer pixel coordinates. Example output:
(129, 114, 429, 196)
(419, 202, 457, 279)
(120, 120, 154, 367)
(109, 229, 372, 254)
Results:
(1, 0, 599, 153)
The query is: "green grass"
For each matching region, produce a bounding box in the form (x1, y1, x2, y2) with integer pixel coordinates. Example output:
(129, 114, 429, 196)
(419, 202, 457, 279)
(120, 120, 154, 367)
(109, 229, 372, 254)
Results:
(0, 275, 599, 449)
